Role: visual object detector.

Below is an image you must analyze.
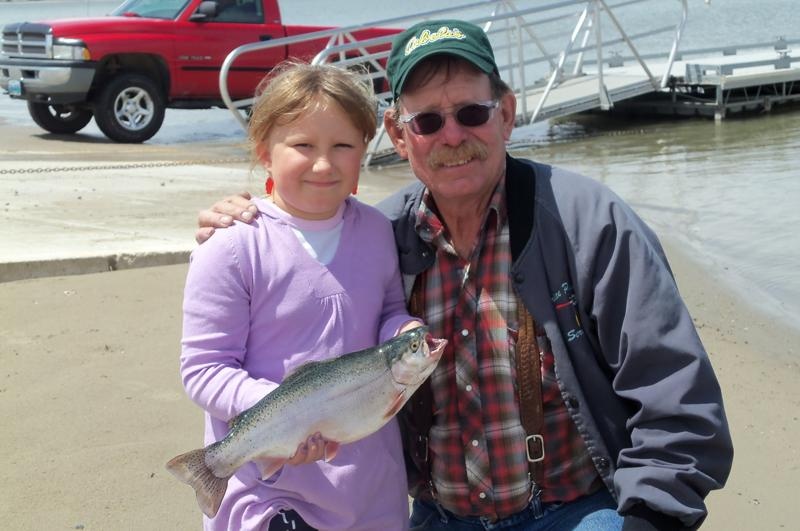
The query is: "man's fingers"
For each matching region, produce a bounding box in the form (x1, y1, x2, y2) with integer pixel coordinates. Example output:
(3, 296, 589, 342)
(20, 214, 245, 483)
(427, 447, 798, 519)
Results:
(195, 192, 257, 246)
(198, 193, 258, 226)
(212, 193, 258, 220)
(197, 208, 233, 229)
(195, 226, 216, 245)
(195, 210, 233, 244)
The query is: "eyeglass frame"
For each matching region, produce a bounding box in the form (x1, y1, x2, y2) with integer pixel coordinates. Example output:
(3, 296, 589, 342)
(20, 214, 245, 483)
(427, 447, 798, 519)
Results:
(397, 99, 500, 136)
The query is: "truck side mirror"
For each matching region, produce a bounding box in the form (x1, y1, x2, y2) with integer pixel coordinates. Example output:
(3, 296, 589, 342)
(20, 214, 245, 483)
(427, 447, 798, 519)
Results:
(189, 1, 219, 21)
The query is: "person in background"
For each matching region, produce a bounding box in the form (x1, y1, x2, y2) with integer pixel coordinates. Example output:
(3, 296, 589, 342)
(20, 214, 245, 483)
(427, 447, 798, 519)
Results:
(180, 61, 419, 531)
(196, 20, 733, 530)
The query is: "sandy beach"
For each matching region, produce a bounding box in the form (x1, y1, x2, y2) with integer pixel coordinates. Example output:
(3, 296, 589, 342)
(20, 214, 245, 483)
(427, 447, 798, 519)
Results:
(0, 238, 797, 530)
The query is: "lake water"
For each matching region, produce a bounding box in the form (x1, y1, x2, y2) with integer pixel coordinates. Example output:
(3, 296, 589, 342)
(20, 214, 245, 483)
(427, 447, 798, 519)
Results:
(1, 0, 799, 330)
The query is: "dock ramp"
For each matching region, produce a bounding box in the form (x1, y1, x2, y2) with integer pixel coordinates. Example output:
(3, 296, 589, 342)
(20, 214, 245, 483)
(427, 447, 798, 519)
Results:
(219, 0, 690, 163)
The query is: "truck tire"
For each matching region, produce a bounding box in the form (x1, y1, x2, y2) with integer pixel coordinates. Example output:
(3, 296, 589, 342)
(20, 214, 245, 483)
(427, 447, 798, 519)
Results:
(27, 101, 93, 134)
(93, 73, 165, 143)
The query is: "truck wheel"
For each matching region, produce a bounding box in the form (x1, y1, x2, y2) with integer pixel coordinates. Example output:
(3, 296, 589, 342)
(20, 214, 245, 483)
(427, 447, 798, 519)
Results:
(26, 101, 93, 134)
(93, 73, 165, 143)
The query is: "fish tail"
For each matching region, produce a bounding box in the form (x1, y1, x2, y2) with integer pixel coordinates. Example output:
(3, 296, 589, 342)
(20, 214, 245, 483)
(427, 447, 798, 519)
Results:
(165, 448, 230, 518)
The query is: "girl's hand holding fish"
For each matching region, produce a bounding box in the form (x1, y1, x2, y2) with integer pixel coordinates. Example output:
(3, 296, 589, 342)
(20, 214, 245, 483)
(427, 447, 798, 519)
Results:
(284, 432, 339, 466)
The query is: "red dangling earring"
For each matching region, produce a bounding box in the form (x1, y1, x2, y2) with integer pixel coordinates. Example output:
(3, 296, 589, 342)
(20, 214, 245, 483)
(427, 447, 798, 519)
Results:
(265, 176, 274, 195)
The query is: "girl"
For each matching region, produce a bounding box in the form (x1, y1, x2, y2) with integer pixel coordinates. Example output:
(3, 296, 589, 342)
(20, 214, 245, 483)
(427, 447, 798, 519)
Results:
(179, 62, 417, 531)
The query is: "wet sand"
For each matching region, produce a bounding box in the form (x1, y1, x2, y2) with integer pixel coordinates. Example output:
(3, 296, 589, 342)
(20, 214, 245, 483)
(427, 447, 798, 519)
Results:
(1, 240, 799, 529)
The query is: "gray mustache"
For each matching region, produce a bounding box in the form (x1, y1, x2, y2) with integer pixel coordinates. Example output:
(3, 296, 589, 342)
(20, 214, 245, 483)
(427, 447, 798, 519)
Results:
(428, 141, 488, 168)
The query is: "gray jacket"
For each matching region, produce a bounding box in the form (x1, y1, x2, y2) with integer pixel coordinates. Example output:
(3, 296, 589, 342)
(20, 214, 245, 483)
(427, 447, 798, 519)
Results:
(377, 155, 733, 529)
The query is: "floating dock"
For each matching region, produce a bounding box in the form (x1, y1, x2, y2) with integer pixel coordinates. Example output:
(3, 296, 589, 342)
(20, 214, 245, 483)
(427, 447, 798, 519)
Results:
(600, 40, 800, 120)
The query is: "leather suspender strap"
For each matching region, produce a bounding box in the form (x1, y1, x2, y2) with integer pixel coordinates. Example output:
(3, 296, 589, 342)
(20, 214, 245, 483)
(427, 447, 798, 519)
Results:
(515, 301, 545, 485)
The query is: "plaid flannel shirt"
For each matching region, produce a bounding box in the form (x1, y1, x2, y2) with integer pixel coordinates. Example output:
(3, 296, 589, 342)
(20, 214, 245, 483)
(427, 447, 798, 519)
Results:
(413, 180, 601, 519)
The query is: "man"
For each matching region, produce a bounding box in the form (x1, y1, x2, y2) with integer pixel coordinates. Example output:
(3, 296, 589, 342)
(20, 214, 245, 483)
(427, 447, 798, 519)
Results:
(197, 20, 732, 530)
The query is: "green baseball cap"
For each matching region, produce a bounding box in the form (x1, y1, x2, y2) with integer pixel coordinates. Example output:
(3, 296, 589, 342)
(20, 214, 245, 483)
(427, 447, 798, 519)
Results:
(386, 19, 498, 100)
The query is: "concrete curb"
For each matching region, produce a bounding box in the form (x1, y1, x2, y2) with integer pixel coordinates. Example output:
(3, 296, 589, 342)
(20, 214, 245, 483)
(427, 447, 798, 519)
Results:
(0, 250, 191, 283)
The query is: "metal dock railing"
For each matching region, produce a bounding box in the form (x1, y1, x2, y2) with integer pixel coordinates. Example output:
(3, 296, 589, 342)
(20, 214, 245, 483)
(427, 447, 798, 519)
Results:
(219, 0, 689, 163)
(218, 0, 799, 164)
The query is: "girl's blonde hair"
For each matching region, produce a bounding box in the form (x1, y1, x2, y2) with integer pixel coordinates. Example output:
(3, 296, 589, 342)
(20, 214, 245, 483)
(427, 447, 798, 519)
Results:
(248, 61, 378, 162)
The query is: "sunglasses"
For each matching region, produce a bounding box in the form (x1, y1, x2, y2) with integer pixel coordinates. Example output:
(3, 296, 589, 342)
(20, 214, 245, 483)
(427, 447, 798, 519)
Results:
(398, 100, 499, 136)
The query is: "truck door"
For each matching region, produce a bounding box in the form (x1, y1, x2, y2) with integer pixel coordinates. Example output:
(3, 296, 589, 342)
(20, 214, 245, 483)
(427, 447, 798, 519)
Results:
(175, 0, 285, 100)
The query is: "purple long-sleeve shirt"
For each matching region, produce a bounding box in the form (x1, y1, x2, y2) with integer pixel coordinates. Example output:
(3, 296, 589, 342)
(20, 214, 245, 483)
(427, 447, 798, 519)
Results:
(181, 197, 412, 530)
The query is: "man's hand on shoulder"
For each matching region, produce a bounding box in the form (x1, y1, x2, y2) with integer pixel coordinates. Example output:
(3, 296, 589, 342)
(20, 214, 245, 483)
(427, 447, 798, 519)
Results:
(196, 191, 259, 244)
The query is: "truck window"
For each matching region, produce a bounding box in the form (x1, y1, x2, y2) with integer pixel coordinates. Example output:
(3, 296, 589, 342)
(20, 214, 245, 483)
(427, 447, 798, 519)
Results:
(112, 0, 191, 20)
(212, 0, 264, 24)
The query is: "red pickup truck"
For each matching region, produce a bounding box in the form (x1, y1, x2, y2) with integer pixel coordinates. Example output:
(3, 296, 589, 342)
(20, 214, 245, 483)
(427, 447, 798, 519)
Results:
(0, 0, 398, 142)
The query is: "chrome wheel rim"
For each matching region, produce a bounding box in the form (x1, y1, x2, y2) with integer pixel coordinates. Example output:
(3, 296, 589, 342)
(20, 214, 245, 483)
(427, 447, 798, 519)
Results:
(113, 86, 154, 131)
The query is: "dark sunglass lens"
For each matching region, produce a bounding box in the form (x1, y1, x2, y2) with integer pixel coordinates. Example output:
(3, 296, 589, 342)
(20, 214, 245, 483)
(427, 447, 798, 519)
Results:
(456, 104, 492, 127)
(412, 112, 444, 135)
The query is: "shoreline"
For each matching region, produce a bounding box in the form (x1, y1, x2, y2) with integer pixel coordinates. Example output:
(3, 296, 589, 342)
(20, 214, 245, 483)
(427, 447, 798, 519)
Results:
(647, 221, 800, 341)
(1, 235, 798, 529)
(662, 237, 800, 366)
(660, 238, 800, 530)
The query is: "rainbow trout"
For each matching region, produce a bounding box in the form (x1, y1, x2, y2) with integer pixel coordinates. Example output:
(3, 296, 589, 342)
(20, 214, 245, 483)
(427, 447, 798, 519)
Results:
(165, 326, 446, 517)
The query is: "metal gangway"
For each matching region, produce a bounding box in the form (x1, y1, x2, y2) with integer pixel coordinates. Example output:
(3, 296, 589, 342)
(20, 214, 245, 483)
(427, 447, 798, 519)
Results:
(220, 0, 689, 164)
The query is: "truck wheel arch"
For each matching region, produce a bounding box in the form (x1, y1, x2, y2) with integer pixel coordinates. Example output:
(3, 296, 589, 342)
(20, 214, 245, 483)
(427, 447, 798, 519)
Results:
(90, 54, 171, 101)
(89, 54, 170, 143)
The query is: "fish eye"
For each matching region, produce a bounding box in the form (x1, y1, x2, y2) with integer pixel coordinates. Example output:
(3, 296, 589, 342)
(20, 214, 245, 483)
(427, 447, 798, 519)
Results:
(410, 340, 419, 351)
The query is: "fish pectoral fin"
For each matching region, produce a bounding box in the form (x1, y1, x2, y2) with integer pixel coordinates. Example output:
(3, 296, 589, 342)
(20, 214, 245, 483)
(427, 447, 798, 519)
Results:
(253, 455, 286, 480)
(382, 390, 407, 420)
(324, 441, 340, 462)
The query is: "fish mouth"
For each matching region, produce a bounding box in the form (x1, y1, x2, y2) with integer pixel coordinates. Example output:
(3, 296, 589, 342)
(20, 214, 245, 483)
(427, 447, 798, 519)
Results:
(425, 334, 447, 359)
(389, 334, 447, 386)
